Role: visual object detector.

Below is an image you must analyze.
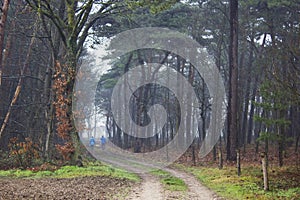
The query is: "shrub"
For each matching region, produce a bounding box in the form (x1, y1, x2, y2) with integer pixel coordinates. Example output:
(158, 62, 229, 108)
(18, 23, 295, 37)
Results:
(8, 137, 40, 169)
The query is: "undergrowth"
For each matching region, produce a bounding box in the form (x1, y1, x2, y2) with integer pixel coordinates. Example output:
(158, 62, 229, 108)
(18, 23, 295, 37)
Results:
(178, 164, 300, 200)
(150, 169, 187, 191)
(0, 161, 140, 182)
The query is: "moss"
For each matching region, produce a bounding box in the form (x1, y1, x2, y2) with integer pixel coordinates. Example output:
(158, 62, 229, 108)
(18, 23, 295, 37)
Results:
(0, 162, 140, 182)
(150, 169, 187, 191)
(184, 165, 300, 200)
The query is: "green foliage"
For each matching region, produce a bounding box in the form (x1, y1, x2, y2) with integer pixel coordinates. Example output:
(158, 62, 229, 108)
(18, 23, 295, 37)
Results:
(150, 169, 187, 191)
(256, 132, 278, 142)
(241, 0, 294, 8)
(14, 169, 34, 178)
(0, 169, 34, 178)
(0, 162, 140, 181)
(185, 165, 300, 200)
(126, 0, 179, 14)
(162, 176, 186, 191)
(254, 81, 291, 144)
(102, 78, 118, 89)
(34, 170, 53, 177)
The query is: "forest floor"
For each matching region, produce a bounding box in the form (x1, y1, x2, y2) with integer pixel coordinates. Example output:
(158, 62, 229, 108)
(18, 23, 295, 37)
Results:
(174, 145, 300, 200)
(0, 176, 132, 199)
(0, 166, 221, 200)
(1, 145, 299, 199)
(88, 144, 223, 199)
(126, 167, 222, 200)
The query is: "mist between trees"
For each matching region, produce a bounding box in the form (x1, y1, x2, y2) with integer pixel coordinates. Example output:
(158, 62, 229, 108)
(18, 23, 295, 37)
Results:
(0, 0, 299, 172)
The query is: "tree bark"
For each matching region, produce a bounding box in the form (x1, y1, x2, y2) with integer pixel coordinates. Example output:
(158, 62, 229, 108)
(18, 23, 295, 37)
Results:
(227, 0, 239, 161)
(218, 136, 223, 169)
(261, 152, 269, 191)
(242, 38, 254, 148)
(237, 148, 241, 176)
(0, 0, 11, 86)
(0, 17, 38, 138)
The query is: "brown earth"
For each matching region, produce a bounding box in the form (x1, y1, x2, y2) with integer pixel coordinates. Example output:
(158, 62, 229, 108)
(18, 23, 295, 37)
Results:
(0, 176, 133, 200)
(0, 167, 222, 200)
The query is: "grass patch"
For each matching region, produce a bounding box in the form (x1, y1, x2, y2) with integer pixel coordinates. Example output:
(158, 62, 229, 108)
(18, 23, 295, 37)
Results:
(0, 161, 140, 182)
(150, 169, 187, 191)
(183, 165, 300, 200)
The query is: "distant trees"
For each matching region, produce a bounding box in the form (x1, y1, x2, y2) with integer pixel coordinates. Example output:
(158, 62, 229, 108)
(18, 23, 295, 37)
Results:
(0, 0, 299, 168)
(95, 0, 300, 167)
(0, 0, 55, 164)
(0, 0, 180, 164)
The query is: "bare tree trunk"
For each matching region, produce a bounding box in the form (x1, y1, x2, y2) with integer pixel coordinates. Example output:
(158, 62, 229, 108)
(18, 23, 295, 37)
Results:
(237, 148, 241, 176)
(261, 152, 269, 191)
(227, 0, 239, 161)
(0, 0, 11, 86)
(247, 84, 257, 144)
(296, 124, 300, 153)
(192, 142, 196, 166)
(213, 145, 217, 161)
(278, 109, 285, 167)
(218, 136, 223, 169)
(0, 17, 38, 138)
(43, 60, 54, 159)
(186, 64, 194, 146)
(242, 38, 254, 149)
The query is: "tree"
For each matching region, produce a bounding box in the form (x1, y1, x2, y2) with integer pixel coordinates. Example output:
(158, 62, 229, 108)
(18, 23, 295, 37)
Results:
(0, 0, 59, 164)
(23, 0, 123, 162)
(0, 0, 11, 86)
(227, 0, 238, 161)
(24, 0, 179, 162)
(254, 81, 291, 167)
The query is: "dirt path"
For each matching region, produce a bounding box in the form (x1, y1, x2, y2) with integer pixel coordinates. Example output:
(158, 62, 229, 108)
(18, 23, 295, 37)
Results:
(125, 167, 222, 200)
(165, 167, 221, 200)
(93, 149, 221, 199)
(126, 173, 164, 200)
(77, 146, 220, 200)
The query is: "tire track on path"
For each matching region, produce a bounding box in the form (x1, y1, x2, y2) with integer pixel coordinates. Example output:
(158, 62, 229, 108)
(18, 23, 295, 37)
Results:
(125, 173, 164, 200)
(165, 167, 222, 200)
(89, 147, 221, 199)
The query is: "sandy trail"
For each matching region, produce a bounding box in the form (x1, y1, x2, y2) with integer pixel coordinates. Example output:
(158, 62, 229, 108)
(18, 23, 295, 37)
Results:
(90, 147, 221, 199)
(125, 167, 222, 200)
(126, 173, 164, 200)
(165, 167, 221, 200)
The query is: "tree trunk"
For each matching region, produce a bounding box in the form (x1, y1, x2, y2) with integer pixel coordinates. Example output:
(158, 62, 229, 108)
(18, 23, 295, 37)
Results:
(227, 0, 239, 161)
(261, 152, 269, 191)
(295, 106, 300, 152)
(242, 38, 254, 149)
(0, 17, 38, 138)
(218, 136, 223, 169)
(237, 148, 241, 176)
(213, 145, 217, 161)
(247, 85, 257, 144)
(192, 142, 196, 166)
(278, 108, 285, 167)
(0, 0, 11, 86)
(186, 64, 194, 146)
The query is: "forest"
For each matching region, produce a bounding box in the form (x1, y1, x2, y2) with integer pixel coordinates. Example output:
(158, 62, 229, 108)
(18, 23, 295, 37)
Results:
(0, 0, 299, 199)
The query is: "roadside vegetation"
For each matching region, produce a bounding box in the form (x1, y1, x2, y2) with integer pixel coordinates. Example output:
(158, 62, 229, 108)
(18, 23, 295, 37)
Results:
(150, 169, 187, 192)
(0, 161, 140, 181)
(0, 161, 138, 199)
(187, 165, 299, 200)
(175, 146, 300, 200)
